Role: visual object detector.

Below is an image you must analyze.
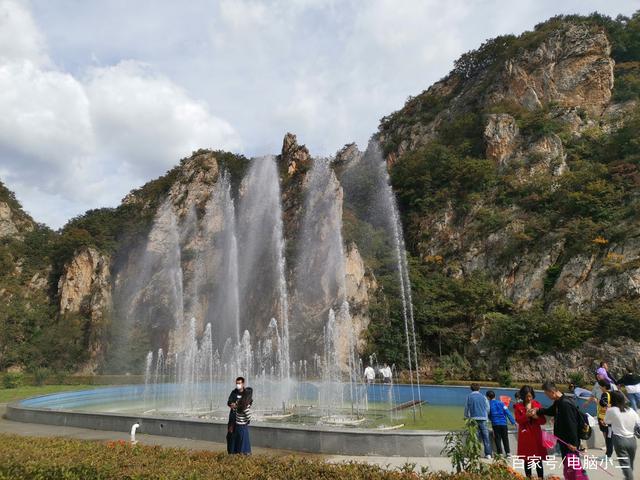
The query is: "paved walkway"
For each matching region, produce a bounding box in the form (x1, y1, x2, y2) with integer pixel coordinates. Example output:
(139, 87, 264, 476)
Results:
(0, 404, 633, 479)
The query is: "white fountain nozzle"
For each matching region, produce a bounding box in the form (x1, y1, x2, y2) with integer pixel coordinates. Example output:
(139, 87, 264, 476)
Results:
(130, 423, 140, 444)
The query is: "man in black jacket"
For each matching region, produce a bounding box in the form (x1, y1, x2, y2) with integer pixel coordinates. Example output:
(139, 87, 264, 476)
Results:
(533, 381, 584, 460)
(619, 367, 640, 411)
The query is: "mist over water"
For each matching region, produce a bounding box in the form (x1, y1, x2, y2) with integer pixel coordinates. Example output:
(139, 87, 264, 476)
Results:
(200, 172, 241, 347)
(290, 158, 347, 361)
(116, 145, 418, 420)
(340, 142, 421, 404)
(236, 156, 290, 366)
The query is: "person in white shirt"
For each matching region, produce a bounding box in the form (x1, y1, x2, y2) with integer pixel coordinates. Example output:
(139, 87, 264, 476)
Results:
(604, 391, 639, 480)
(381, 363, 392, 383)
(363, 365, 375, 384)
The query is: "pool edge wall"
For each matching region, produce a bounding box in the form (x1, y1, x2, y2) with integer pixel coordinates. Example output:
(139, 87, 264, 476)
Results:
(5, 401, 455, 456)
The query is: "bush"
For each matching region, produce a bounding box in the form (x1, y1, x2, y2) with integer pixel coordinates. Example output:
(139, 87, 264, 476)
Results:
(2, 372, 23, 389)
(32, 367, 51, 386)
(432, 368, 445, 385)
(52, 370, 68, 385)
(0, 433, 520, 480)
(496, 371, 513, 388)
(568, 371, 586, 388)
(440, 353, 472, 380)
(442, 419, 484, 474)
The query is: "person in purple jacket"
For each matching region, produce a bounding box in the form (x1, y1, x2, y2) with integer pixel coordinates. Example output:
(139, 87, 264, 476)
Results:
(487, 390, 516, 456)
(596, 361, 618, 386)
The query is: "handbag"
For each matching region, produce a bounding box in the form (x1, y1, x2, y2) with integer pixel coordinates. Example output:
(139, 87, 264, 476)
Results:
(541, 430, 557, 449)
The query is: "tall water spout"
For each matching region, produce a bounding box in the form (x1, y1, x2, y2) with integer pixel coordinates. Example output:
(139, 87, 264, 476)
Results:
(199, 173, 241, 347)
(291, 158, 346, 360)
(339, 142, 422, 417)
(236, 156, 291, 382)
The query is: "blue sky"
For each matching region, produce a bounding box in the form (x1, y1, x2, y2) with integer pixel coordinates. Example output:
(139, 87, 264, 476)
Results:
(0, 0, 637, 228)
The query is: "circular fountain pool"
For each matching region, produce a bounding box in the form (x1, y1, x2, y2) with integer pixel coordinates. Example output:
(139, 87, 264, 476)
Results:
(7, 383, 548, 456)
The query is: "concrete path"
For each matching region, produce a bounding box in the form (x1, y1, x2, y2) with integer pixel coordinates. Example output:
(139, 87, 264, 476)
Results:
(0, 404, 633, 479)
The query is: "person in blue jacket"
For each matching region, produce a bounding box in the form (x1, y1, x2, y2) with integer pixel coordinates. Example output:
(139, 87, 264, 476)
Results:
(486, 390, 515, 456)
(464, 383, 492, 458)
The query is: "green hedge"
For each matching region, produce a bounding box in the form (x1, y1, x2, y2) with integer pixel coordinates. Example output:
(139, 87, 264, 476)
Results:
(0, 434, 520, 480)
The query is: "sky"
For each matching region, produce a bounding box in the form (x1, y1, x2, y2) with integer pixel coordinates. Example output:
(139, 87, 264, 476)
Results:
(0, 0, 637, 229)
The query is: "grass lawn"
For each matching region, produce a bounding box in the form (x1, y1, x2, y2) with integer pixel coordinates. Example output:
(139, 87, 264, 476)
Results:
(400, 405, 468, 431)
(0, 384, 94, 404)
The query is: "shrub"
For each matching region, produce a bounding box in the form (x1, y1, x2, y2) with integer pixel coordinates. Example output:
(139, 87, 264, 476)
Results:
(32, 367, 50, 386)
(432, 368, 445, 385)
(0, 433, 520, 480)
(53, 370, 69, 385)
(442, 419, 485, 474)
(2, 372, 23, 389)
(496, 370, 513, 388)
(568, 371, 586, 388)
(440, 352, 472, 380)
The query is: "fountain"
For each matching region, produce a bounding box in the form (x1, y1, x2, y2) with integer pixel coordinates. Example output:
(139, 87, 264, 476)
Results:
(10, 145, 442, 455)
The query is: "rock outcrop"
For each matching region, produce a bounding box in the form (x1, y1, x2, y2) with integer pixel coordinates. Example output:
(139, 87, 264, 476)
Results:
(281, 132, 312, 176)
(488, 24, 614, 116)
(344, 242, 377, 352)
(379, 23, 614, 164)
(510, 338, 640, 383)
(376, 18, 640, 314)
(58, 247, 111, 315)
(0, 202, 19, 239)
(484, 114, 519, 165)
(58, 246, 112, 373)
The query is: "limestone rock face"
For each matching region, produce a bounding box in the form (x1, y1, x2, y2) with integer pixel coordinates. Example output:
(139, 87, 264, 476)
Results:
(0, 202, 19, 238)
(509, 338, 640, 383)
(344, 242, 376, 350)
(484, 114, 519, 165)
(379, 23, 614, 165)
(167, 152, 219, 218)
(498, 240, 565, 309)
(281, 132, 311, 176)
(490, 24, 614, 116)
(375, 20, 639, 314)
(59, 247, 111, 315)
(0, 200, 33, 239)
(58, 247, 112, 373)
(551, 236, 640, 312)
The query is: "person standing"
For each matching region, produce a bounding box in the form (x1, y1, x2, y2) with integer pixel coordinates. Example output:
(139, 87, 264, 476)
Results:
(381, 364, 392, 384)
(535, 381, 588, 478)
(618, 367, 640, 411)
(487, 390, 515, 456)
(225, 400, 236, 454)
(514, 385, 546, 478)
(605, 391, 639, 480)
(596, 362, 618, 385)
(364, 364, 376, 385)
(227, 376, 253, 455)
(464, 383, 492, 459)
(596, 379, 614, 460)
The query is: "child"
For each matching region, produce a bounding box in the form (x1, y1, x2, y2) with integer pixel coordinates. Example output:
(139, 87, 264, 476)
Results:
(487, 390, 516, 456)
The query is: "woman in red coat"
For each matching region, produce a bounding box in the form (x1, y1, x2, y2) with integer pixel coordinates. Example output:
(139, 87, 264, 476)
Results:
(514, 385, 547, 478)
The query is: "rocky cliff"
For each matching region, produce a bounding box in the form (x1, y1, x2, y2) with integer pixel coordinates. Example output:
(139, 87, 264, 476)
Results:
(377, 13, 640, 380)
(57, 247, 111, 374)
(1, 12, 639, 381)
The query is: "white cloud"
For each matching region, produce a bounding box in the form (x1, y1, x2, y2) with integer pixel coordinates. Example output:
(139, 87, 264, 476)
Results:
(86, 60, 241, 176)
(0, 0, 241, 228)
(0, 61, 93, 163)
(0, 0, 48, 65)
